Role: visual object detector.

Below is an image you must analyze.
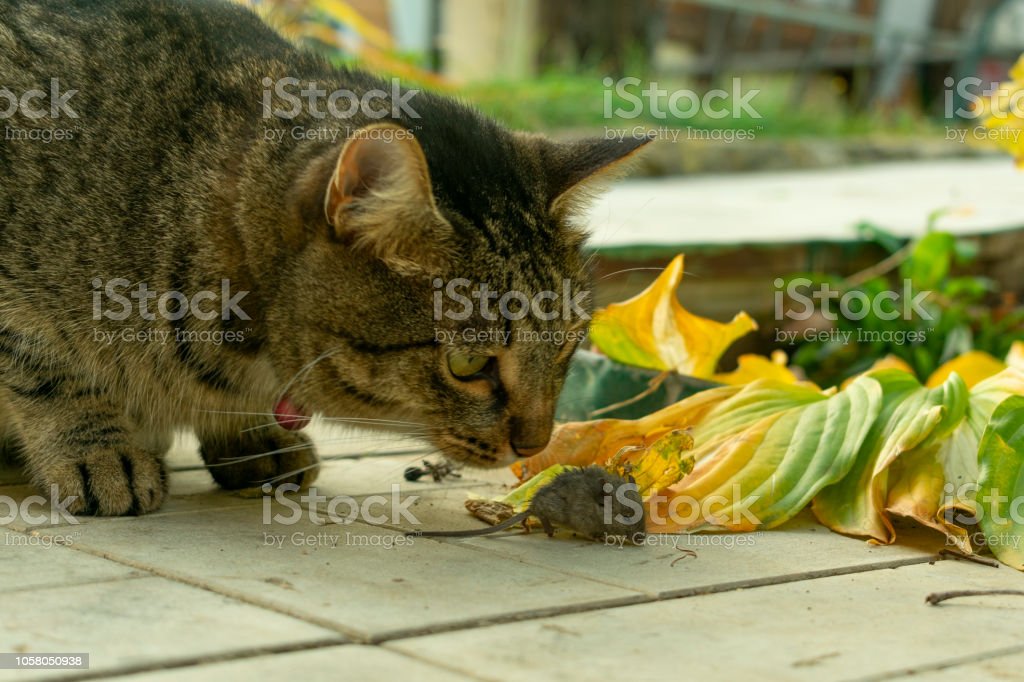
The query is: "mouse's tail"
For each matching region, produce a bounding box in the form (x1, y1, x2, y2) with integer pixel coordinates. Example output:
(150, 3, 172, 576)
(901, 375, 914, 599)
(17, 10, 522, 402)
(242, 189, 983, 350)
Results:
(406, 512, 530, 538)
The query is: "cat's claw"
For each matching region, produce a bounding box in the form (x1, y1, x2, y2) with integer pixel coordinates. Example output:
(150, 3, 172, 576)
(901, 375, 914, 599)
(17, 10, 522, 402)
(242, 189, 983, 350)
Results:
(36, 448, 167, 516)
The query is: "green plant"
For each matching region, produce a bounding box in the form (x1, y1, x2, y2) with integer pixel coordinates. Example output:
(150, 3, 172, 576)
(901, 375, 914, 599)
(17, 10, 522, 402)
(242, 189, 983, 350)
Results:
(784, 216, 1024, 386)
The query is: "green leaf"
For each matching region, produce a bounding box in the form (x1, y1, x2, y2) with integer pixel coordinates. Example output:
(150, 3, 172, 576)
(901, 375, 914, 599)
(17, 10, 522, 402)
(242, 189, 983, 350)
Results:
(976, 395, 1024, 569)
(953, 238, 980, 265)
(900, 232, 956, 291)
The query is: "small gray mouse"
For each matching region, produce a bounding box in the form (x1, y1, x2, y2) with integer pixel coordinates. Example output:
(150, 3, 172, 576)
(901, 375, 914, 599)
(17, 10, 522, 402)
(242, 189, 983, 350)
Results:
(408, 466, 647, 542)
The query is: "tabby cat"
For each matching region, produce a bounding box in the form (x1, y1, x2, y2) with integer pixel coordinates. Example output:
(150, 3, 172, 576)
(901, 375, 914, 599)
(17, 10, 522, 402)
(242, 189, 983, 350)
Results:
(0, 0, 649, 515)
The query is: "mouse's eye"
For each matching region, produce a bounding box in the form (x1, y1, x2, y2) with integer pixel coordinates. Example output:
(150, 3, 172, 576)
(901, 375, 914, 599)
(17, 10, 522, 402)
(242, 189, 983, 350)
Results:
(447, 351, 490, 379)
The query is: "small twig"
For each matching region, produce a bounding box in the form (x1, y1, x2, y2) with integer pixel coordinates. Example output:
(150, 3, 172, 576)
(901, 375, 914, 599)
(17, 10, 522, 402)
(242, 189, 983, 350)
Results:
(845, 245, 912, 288)
(589, 371, 671, 418)
(938, 549, 1001, 568)
(670, 548, 698, 567)
(926, 589, 1024, 606)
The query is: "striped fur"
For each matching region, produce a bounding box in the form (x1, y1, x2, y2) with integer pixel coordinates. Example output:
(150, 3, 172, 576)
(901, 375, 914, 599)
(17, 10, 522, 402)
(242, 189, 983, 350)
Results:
(0, 0, 649, 515)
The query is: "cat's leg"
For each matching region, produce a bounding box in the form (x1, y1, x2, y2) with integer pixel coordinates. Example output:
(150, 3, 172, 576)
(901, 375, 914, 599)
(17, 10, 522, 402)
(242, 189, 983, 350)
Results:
(197, 424, 319, 490)
(1, 374, 168, 516)
(0, 394, 22, 467)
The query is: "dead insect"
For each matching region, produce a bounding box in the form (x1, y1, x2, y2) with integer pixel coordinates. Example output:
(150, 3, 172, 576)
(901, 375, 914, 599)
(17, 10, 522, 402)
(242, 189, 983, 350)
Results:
(403, 458, 463, 483)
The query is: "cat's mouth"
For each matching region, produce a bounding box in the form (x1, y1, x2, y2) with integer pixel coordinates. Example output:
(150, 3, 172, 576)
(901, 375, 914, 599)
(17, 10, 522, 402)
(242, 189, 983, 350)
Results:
(434, 433, 518, 468)
(273, 396, 311, 431)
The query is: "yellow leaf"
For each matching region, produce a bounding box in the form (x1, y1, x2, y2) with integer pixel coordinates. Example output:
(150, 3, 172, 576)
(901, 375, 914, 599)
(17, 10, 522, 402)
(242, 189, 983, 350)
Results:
(1008, 341, 1024, 370)
(980, 54, 1024, 165)
(589, 254, 757, 378)
(926, 351, 1007, 389)
(713, 350, 807, 386)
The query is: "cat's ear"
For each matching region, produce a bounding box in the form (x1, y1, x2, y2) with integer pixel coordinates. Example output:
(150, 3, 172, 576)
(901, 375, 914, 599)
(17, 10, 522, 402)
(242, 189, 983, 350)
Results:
(541, 133, 655, 218)
(323, 123, 452, 275)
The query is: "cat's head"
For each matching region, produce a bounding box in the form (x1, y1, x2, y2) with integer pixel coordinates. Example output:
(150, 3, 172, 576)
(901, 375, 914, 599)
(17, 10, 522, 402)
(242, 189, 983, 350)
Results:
(271, 119, 650, 467)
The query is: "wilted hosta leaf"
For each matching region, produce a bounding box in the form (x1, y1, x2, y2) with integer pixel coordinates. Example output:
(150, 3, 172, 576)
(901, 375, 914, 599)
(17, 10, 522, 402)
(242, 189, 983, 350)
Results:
(813, 370, 926, 542)
(926, 351, 1007, 389)
(813, 369, 1024, 550)
(519, 378, 878, 533)
(654, 376, 881, 532)
(512, 383, 743, 480)
(589, 254, 757, 377)
(883, 374, 973, 549)
(976, 395, 1024, 569)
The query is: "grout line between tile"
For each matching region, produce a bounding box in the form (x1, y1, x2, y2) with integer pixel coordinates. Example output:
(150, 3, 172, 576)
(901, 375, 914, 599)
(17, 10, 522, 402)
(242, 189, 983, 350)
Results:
(368, 555, 942, 643)
(64, 525, 942, 648)
(0, 573, 150, 596)
(12, 536, 952, 680)
(847, 643, 1024, 681)
(32, 639, 348, 682)
(654, 555, 938, 600)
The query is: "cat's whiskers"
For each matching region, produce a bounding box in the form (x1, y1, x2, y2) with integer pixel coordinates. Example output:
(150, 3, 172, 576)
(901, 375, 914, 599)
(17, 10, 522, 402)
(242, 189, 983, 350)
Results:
(208, 429, 438, 467)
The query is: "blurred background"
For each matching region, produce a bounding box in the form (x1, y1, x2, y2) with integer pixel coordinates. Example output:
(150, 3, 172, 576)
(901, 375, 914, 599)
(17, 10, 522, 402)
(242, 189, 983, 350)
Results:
(243, 0, 1024, 388)
(242, 0, 1024, 139)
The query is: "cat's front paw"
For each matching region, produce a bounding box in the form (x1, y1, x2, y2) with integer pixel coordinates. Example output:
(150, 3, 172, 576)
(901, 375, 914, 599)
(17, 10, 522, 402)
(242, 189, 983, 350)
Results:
(200, 430, 320, 490)
(34, 448, 168, 516)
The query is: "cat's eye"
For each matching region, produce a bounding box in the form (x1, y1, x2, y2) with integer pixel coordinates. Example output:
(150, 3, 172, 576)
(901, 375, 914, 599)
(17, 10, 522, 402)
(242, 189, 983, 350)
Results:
(447, 351, 490, 379)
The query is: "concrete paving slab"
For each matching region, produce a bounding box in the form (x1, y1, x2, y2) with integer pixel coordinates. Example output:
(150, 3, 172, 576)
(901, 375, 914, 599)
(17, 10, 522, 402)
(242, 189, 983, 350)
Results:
(0, 530, 137, 594)
(387, 560, 1024, 682)
(0, 577, 340, 681)
(31, 502, 644, 642)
